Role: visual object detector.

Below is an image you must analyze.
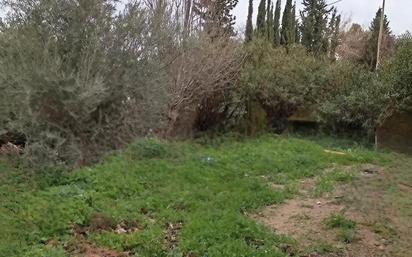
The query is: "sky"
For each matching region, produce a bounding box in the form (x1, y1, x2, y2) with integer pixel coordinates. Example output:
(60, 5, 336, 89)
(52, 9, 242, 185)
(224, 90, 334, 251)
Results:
(234, 0, 412, 35)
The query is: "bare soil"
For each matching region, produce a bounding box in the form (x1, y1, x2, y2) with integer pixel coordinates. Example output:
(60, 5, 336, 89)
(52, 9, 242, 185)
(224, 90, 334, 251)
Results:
(74, 243, 129, 257)
(251, 164, 410, 257)
(66, 214, 142, 257)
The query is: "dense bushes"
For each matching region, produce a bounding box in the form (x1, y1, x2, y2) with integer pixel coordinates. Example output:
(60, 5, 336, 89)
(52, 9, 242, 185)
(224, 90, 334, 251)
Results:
(318, 35, 412, 135)
(237, 39, 389, 136)
(0, 0, 173, 167)
(165, 36, 245, 138)
(317, 62, 389, 134)
(239, 40, 330, 134)
(0, 0, 245, 168)
(238, 38, 412, 137)
(319, 35, 412, 135)
(382, 34, 412, 111)
(0, 1, 410, 169)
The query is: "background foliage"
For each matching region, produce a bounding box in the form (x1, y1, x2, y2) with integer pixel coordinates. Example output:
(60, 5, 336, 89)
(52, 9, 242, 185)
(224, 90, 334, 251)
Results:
(0, 0, 410, 168)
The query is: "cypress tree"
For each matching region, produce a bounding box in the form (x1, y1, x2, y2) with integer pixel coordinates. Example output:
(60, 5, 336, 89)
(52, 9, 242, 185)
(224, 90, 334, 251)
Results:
(281, 0, 294, 45)
(295, 18, 301, 43)
(363, 8, 391, 68)
(256, 0, 266, 35)
(267, 1, 274, 42)
(291, 2, 297, 43)
(300, 0, 331, 55)
(329, 8, 337, 31)
(325, 7, 337, 54)
(329, 8, 341, 59)
(245, 0, 254, 42)
(273, 0, 281, 46)
(194, 0, 239, 38)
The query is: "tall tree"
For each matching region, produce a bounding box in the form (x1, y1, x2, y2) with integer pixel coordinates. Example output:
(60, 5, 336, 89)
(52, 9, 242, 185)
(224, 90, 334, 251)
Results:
(300, 0, 331, 55)
(245, 0, 254, 42)
(327, 8, 337, 41)
(281, 0, 294, 45)
(363, 8, 393, 68)
(256, 0, 266, 35)
(266, 0, 274, 41)
(194, 0, 239, 38)
(183, 0, 195, 37)
(292, 2, 299, 43)
(273, 0, 281, 46)
(328, 8, 341, 59)
(295, 18, 301, 43)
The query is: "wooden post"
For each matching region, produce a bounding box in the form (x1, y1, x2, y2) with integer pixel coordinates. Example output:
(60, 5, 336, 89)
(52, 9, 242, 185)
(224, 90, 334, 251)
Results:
(376, 0, 386, 71)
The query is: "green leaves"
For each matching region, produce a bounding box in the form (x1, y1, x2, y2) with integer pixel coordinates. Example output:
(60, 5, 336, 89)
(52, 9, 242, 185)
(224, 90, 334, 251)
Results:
(324, 214, 357, 243)
(382, 35, 412, 111)
(0, 135, 384, 256)
(300, 0, 333, 55)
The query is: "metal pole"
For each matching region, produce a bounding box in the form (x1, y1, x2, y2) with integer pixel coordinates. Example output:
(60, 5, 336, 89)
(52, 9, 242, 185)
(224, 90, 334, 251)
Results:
(376, 0, 386, 71)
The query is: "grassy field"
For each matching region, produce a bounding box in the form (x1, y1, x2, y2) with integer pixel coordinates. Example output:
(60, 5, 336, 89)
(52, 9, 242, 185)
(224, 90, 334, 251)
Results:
(0, 135, 410, 257)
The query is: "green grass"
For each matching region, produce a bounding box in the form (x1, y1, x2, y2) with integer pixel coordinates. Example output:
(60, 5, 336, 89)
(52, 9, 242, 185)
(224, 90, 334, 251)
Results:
(0, 135, 389, 257)
(324, 214, 357, 243)
(325, 214, 356, 230)
(313, 170, 355, 197)
(303, 242, 342, 255)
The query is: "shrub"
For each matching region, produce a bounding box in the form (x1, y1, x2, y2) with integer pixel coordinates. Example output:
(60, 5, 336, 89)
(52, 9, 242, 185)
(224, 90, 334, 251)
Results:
(319, 35, 412, 136)
(0, 0, 247, 167)
(0, 0, 212, 167)
(239, 39, 330, 134)
(324, 213, 357, 243)
(325, 214, 356, 230)
(382, 33, 412, 111)
(318, 62, 390, 135)
(126, 138, 170, 160)
(0, 1, 172, 168)
(166, 36, 245, 138)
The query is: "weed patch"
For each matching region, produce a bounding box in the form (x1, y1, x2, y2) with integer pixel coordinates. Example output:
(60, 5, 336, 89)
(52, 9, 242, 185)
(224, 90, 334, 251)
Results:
(0, 135, 393, 256)
(313, 169, 355, 196)
(325, 214, 356, 230)
(325, 213, 357, 243)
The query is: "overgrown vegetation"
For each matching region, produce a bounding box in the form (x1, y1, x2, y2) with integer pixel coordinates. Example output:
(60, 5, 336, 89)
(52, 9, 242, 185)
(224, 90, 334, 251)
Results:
(0, 0, 244, 167)
(0, 135, 391, 257)
(325, 214, 356, 230)
(382, 32, 412, 111)
(313, 169, 354, 197)
(0, 0, 410, 168)
(0, 1, 411, 256)
(325, 214, 357, 243)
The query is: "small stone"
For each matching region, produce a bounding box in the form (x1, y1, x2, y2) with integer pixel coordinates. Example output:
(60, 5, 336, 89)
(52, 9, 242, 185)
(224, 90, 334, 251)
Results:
(336, 244, 345, 249)
(115, 225, 127, 234)
(362, 165, 381, 175)
(381, 239, 390, 245)
(378, 245, 385, 251)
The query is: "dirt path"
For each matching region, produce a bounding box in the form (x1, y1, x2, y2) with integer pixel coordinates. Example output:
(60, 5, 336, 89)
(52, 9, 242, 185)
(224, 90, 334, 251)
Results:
(251, 162, 412, 257)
